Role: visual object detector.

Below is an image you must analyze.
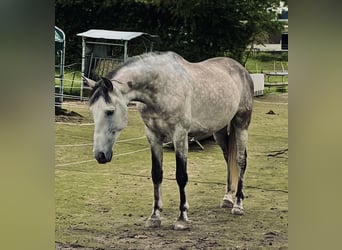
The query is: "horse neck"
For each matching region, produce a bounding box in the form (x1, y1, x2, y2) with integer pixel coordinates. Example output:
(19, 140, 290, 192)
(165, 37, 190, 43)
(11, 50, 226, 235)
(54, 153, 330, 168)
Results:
(116, 66, 160, 107)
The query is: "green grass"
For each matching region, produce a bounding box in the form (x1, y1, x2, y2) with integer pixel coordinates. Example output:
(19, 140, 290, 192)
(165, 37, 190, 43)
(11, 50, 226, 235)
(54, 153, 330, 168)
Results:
(245, 52, 288, 85)
(245, 52, 288, 73)
(55, 97, 288, 249)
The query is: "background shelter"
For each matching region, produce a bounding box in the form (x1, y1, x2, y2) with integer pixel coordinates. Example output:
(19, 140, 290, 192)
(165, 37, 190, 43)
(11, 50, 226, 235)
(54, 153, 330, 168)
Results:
(77, 29, 159, 99)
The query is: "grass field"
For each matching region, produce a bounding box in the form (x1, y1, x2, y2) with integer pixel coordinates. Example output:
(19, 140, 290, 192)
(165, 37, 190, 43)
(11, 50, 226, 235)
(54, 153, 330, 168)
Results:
(245, 52, 288, 73)
(245, 52, 288, 84)
(55, 92, 288, 249)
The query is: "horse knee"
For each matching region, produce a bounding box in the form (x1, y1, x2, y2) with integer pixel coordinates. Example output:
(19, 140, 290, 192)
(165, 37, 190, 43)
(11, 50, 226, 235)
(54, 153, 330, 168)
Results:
(151, 148, 163, 184)
(152, 168, 163, 184)
(175, 152, 188, 186)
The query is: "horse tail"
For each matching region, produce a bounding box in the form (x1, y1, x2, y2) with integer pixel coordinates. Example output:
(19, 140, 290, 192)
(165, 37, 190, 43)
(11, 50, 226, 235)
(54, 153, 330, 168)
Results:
(227, 124, 239, 194)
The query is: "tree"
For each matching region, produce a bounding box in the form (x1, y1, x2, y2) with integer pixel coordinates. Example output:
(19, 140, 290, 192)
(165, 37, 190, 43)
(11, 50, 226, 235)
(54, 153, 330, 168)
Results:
(55, 0, 282, 64)
(160, 0, 282, 62)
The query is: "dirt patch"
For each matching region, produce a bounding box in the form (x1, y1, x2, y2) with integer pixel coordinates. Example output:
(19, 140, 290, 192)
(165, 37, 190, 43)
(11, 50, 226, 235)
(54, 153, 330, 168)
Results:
(55, 107, 84, 123)
(255, 92, 288, 103)
(55, 241, 103, 250)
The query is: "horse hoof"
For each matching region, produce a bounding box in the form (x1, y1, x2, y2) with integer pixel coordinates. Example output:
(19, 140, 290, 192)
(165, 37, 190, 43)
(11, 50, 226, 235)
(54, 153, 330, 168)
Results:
(231, 206, 244, 215)
(221, 199, 234, 208)
(174, 220, 192, 230)
(145, 217, 161, 228)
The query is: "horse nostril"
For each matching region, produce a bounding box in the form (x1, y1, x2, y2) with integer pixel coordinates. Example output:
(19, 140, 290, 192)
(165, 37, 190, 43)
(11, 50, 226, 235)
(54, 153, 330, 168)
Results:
(96, 152, 107, 164)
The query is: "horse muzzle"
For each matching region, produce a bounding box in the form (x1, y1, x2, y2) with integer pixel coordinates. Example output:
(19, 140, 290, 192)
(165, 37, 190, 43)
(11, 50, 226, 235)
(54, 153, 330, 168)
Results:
(95, 150, 113, 164)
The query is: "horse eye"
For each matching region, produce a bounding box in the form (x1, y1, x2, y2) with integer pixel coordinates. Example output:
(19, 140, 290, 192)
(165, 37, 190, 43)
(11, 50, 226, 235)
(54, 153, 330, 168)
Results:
(105, 110, 114, 116)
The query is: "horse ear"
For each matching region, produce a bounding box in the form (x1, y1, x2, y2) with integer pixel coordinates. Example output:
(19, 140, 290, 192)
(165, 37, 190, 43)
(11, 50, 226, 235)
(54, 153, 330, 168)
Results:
(101, 77, 114, 91)
(82, 76, 96, 88)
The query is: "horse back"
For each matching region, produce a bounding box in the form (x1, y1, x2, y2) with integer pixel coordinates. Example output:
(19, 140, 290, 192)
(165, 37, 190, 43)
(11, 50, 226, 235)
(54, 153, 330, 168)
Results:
(181, 56, 253, 109)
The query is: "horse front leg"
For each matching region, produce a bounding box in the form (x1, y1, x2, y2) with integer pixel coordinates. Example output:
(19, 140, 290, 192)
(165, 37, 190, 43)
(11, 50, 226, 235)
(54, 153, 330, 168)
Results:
(173, 127, 191, 230)
(145, 129, 164, 228)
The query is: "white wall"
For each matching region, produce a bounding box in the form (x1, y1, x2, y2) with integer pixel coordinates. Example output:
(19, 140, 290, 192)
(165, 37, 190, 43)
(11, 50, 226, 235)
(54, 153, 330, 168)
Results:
(250, 73, 264, 96)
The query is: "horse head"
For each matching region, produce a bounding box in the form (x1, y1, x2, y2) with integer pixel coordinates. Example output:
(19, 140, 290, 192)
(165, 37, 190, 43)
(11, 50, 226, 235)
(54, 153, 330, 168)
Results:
(85, 76, 128, 164)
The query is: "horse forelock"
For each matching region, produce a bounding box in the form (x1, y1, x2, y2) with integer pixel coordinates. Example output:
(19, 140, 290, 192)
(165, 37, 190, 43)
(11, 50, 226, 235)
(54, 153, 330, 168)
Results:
(89, 83, 112, 106)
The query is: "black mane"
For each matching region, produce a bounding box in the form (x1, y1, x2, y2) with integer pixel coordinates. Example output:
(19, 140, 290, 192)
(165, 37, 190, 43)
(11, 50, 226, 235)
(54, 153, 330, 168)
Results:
(89, 80, 112, 105)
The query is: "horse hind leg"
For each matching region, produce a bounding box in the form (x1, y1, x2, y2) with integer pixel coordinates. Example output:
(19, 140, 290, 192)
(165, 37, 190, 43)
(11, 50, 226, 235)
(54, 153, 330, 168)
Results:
(213, 125, 237, 209)
(231, 110, 252, 215)
(231, 127, 248, 215)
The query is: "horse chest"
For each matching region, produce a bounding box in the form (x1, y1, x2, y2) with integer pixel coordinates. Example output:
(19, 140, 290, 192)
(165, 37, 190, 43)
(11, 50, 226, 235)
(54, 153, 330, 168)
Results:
(138, 101, 190, 136)
(143, 115, 175, 137)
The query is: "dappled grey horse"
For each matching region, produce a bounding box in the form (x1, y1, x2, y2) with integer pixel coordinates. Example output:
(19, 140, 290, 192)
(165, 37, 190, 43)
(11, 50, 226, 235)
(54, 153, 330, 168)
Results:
(84, 51, 253, 230)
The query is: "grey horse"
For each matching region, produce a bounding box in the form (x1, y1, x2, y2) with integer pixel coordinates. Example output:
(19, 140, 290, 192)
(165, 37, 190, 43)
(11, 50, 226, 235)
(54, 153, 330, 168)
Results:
(83, 51, 253, 230)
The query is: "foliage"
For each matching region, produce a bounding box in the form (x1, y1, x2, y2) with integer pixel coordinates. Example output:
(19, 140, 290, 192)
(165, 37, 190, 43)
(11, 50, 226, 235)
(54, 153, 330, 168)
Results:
(55, 0, 283, 64)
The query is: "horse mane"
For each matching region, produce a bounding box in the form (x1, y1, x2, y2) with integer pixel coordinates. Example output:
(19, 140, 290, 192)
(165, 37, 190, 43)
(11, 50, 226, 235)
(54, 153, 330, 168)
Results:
(105, 51, 178, 79)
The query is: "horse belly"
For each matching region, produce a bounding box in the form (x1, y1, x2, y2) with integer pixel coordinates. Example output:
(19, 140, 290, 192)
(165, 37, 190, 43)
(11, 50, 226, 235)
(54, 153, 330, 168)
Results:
(189, 83, 240, 138)
(189, 109, 236, 138)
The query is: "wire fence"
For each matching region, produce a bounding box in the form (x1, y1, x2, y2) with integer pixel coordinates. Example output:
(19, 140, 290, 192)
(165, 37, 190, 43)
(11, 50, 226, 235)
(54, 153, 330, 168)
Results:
(55, 135, 146, 147)
(55, 117, 148, 167)
(55, 62, 87, 103)
(55, 147, 151, 167)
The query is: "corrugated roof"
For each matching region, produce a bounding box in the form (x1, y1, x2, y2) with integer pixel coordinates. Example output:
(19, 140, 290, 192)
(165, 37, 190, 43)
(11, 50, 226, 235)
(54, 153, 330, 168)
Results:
(77, 29, 151, 41)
